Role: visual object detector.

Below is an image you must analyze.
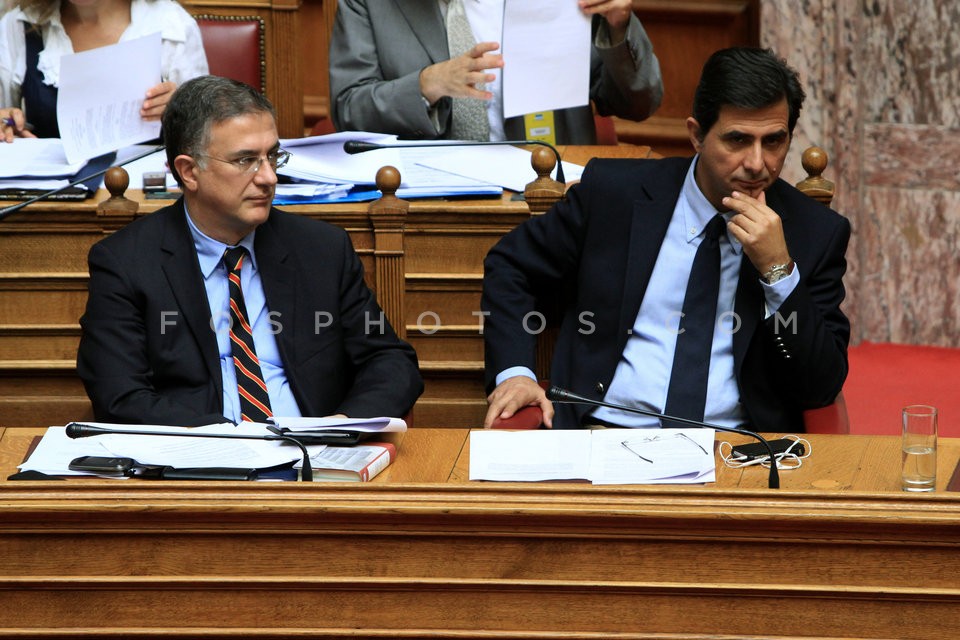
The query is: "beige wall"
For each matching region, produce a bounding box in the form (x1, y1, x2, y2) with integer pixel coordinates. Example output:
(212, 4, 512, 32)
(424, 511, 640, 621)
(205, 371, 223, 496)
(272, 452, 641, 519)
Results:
(763, 0, 960, 348)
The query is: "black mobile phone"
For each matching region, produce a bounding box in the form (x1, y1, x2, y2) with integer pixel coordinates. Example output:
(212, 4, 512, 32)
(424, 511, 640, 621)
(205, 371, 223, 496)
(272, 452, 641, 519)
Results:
(730, 438, 804, 461)
(68, 455, 137, 475)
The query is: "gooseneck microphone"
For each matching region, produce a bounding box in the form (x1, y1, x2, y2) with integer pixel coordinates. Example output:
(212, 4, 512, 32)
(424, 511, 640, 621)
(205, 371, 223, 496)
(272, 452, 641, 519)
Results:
(65, 423, 313, 482)
(546, 386, 780, 489)
(0, 144, 165, 222)
(342, 138, 566, 184)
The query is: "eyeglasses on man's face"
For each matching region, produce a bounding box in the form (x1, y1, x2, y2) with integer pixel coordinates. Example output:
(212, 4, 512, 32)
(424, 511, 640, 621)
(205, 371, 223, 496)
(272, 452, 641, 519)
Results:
(199, 149, 291, 174)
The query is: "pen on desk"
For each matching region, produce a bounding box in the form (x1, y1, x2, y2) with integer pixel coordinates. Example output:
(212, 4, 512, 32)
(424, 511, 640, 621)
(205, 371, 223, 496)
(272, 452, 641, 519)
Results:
(1, 117, 35, 131)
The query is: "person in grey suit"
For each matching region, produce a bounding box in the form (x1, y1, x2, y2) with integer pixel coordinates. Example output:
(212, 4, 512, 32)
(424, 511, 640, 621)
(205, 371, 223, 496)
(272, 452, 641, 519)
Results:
(482, 48, 850, 433)
(77, 76, 423, 426)
(328, 0, 663, 144)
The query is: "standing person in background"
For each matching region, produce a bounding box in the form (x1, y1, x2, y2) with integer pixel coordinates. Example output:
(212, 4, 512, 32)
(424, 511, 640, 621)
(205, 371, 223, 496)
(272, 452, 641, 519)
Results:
(0, 0, 208, 142)
(329, 0, 662, 144)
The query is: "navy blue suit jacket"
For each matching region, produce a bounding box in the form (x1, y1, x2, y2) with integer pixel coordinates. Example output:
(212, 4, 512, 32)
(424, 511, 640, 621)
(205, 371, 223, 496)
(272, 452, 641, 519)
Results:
(78, 199, 422, 425)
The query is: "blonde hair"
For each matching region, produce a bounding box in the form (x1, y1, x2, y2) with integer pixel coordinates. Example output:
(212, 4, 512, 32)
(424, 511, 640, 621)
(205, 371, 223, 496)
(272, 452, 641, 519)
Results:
(9, 0, 59, 25)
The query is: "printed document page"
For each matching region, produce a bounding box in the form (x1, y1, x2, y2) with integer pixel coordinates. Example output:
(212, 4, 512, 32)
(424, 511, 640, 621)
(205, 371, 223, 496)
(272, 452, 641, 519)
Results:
(469, 430, 592, 481)
(57, 33, 163, 164)
(588, 428, 716, 485)
(0, 138, 86, 178)
(501, 0, 591, 118)
(469, 428, 716, 484)
(415, 144, 584, 191)
(19, 423, 304, 476)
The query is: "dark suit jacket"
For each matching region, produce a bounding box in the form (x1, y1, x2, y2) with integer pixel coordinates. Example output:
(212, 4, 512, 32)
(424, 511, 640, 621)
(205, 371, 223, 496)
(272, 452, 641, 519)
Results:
(77, 199, 423, 426)
(328, 0, 662, 144)
(482, 157, 851, 432)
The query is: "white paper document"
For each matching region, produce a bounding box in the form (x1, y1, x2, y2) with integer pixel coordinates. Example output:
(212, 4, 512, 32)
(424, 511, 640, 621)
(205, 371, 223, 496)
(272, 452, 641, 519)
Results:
(280, 131, 401, 185)
(0, 138, 86, 178)
(19, 423, 306, 477)
(501, 0, 592, 118)
(279, 132, 503, 198)
(415, 144, 583, 191)
(469, 429, 716, 485)
(57, 33, 163, 164)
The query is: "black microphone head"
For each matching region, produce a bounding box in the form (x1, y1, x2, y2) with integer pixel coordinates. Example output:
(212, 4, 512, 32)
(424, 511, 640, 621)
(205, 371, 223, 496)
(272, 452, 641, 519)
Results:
(65, 423, 107, 438)
(343, 140, 381, 154)
(546, 385, 576, 402)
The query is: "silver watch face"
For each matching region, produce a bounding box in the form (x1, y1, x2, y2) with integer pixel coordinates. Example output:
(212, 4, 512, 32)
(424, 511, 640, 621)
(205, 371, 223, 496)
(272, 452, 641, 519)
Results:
(765, 266, 790, 284)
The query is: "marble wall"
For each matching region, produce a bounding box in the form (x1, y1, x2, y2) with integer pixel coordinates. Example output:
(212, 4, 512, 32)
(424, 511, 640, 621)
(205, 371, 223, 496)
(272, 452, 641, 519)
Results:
(762, 0, 960, 347)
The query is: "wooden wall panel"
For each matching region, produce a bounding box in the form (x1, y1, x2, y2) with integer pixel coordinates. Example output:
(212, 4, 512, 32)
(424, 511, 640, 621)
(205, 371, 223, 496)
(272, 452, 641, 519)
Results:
(620, 0, 760, 156)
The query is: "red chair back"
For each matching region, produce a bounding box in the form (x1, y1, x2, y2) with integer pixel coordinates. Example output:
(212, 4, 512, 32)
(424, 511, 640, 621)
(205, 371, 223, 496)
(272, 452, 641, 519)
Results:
(195, 15, 266, 93)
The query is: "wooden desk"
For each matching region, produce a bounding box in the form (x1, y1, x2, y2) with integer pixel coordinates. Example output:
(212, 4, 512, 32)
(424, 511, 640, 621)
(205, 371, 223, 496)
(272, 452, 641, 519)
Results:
(0, 146, 654, 429)
(3, 428, 960, 638)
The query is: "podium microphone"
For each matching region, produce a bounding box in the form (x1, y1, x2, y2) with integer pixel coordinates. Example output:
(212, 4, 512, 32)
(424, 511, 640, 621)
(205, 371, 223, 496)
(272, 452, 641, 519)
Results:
(546, 386, 780, 489)
(65, 422, 313, 482)
(343, 138, 566, 184)
(0, 144, 165, 222)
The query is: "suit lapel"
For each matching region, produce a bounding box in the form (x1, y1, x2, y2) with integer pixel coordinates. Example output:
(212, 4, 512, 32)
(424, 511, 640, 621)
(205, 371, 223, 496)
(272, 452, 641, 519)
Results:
(254, 215, 298, 371)
(160, 201, 221, 388)
(394, 0, 448, 64)
(617, 160, 689, 352)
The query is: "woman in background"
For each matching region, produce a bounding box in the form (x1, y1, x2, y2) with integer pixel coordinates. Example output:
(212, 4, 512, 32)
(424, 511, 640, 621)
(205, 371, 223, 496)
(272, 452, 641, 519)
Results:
(0, 0, 207, 142)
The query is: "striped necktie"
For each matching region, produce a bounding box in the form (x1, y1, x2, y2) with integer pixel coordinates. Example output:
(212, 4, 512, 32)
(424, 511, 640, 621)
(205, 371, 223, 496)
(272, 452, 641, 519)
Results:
(223, 246, 273, 422)
(662, 214, 725, 426)
(446, 0, 490, 141)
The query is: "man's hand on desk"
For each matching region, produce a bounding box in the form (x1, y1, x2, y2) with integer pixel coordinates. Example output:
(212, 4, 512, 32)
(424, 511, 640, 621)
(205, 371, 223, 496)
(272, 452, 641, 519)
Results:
(484, 375, 554, 429)
(420, 42, 504, 106)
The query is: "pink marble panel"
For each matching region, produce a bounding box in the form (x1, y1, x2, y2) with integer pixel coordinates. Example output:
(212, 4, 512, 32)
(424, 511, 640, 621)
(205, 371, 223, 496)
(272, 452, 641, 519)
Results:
(863, 123, 960, 190)
(861, 186, 960, 346)
(860, 1, 960, 127)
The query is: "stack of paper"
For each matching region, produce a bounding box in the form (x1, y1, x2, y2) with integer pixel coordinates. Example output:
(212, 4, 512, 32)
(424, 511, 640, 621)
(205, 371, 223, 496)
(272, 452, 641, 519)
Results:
(469, 428, 716, 485)
(275, 131, 503, 203)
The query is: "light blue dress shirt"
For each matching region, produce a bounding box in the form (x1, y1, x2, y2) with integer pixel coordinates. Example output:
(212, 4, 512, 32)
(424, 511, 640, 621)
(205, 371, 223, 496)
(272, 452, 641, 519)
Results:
(498, 156, 799, 428)
(184, 207, 302, 423)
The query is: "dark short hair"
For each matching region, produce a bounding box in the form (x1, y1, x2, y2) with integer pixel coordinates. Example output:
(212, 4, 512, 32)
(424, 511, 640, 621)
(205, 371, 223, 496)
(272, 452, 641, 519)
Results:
(691, 47, 805, 140)
(161, 75, 276, 186)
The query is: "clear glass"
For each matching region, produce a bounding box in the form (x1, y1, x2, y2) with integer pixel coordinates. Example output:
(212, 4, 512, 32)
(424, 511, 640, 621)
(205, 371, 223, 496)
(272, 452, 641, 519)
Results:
(902, 404, 937, 492)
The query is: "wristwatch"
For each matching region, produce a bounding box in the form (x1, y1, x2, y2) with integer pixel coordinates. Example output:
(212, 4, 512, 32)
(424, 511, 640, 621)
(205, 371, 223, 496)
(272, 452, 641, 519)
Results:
(763, 262, 793, 284)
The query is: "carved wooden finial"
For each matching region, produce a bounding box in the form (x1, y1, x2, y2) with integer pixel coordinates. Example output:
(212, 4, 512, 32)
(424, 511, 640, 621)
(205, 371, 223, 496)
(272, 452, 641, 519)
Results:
(524, 146, 564, 215)
(97, 166, 139, 216)
(796, 146, 835, 206)
(369, 165, 408, 219)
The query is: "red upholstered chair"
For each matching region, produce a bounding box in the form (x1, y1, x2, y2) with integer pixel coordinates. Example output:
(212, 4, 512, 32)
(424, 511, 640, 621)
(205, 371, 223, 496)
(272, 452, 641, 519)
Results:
(490, 147, 850, 434)
(195, 15, 266, 93)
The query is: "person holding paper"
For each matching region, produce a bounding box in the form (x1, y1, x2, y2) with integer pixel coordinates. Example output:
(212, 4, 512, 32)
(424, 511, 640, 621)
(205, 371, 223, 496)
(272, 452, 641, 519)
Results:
(328, 0, 662, 144)
(77, 75, 423, 426)
(481, 48, 850, 433)
(0, 0, 208, 142)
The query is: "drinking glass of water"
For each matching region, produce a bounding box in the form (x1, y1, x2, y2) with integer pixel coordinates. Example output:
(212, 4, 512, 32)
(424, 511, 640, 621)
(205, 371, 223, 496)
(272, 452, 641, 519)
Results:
(902, 405, 938, 492)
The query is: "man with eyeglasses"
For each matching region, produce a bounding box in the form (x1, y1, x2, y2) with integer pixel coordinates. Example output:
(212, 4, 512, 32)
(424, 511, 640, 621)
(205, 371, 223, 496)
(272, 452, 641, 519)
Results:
(77, 75, 423, 426)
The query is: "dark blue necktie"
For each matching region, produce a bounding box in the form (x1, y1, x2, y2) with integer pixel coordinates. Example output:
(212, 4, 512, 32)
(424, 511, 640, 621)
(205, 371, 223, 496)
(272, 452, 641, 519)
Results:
(663, 214, 725, 426)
